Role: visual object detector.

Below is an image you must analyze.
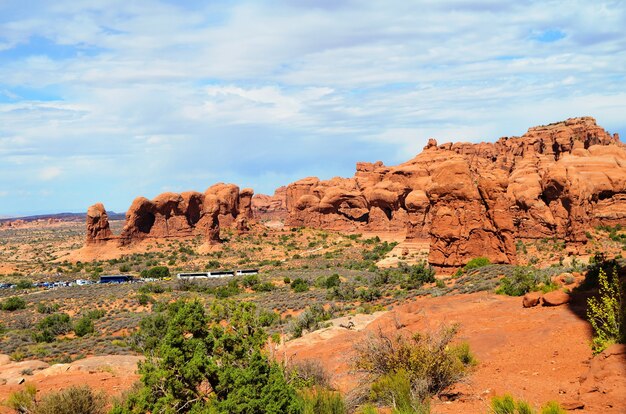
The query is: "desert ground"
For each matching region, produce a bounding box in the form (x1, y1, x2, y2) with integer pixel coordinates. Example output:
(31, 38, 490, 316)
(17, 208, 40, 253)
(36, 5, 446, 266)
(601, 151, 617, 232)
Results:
(0, 219, 625, 413)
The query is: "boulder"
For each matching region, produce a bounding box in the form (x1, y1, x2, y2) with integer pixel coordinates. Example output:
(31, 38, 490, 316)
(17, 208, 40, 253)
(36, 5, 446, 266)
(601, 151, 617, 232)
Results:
(522, 291, 543, 308)
(542, 290, 570, 306)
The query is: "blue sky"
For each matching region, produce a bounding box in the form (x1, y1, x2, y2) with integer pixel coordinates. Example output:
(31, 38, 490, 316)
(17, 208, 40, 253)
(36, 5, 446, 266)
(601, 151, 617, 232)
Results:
(1, 0, 625, 216)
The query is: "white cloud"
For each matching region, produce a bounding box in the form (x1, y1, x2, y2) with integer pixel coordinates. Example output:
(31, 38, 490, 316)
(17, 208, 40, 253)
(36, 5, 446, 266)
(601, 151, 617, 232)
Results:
(0, 0, 625, 214)
(38, 166, 62, 181)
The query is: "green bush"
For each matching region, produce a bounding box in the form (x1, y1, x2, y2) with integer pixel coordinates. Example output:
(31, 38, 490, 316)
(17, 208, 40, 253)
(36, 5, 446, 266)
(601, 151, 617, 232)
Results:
(243, 274, 260, 287)
(464, 257, 491, 272)
(1, 296, 26, 311)
(34, 313, 72, 342)
(587, 268, 625, 353)
(291, 278, 310, 293)
(540, 401, 566, 414)
(496, 267, 554, 296)
(301, 387, 346, 414)
(113, 300, 302, 413)
(36, 302, 60, 314)
(74, 316, 95, 337)
(325, 274, 341, 289)
(137, 293, 153, 306)
(355, 324, 475, 401)
(33, 385, 106, 414)
(141, 265, 170, 279)
(6, 383, 37, 413)
(15, 280, 34, 289)
(400, 262, 436, 290)
(370, 369, 430, 413)
(138, 283, 166, 294)
(253, 282, 276, 292)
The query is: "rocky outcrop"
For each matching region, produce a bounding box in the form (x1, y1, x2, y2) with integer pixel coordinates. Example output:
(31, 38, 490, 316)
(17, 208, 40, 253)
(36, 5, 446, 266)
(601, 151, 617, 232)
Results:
(117, 184, 253, 245)
(283, 117, 626, 268)
(252, 186, 288, 220)
(85, 203, 113, 244)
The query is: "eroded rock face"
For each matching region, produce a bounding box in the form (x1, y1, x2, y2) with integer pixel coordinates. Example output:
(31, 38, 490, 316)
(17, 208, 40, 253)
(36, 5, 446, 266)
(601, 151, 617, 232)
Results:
(283, 117, 626, 268)
(252, 186, 288, 220)
(85, 203, 113, 244)
(118, 184, 253, 245)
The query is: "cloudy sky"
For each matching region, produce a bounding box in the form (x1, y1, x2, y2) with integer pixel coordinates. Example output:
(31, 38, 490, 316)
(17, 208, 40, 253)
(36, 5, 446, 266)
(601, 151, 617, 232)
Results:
(1, 0, 625, 216)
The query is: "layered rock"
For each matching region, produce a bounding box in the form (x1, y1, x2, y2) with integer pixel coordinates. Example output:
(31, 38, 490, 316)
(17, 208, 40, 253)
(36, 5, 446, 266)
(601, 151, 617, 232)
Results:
(283, 117, 626, 268)
(117, 184, 253, 245)
(252, 186, 288, 220)
(85, 203, 113, 244)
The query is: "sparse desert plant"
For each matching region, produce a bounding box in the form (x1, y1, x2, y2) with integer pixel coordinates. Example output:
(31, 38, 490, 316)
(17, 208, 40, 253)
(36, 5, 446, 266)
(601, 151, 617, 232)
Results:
(286, 359, 331, 389)
(36, 302, 59, 314)
(1, 296, 26, 311)
(6, 383, 37, 413)
(354, 324, 475, 402)
(301, 387, 346, 414)
(587, 268, 625, 353)
(369, 369, 430, 414)
(540, 401, 566, 414)
(33, 385, 107, 414)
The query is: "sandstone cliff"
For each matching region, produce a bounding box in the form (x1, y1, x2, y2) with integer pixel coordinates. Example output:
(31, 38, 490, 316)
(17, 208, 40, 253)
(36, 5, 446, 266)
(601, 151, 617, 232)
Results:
(85, 184, 253, 245)
(283, 117, 625, 268)
(252, 186, 288, 220)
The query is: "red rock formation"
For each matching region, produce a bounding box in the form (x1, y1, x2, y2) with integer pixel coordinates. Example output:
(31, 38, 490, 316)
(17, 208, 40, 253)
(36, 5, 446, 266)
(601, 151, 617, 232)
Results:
(252, 186, 288, 220)
(118, 184, 252, 245)
(85, 203, 113, 244)
(283, 117, 626, 268)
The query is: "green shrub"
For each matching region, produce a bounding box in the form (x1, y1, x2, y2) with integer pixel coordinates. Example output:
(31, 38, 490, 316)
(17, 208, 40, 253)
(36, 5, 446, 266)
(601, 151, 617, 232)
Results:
(587, 268, 625, 353)
(400, 262, 436, 290)
(496, 267, 550, 296)
(141, 265, 170, 279)
(138, 283, 166, 294)
(370, 369, 429, 413)
(36, 302, 60, 314)
(540, 401, 566, 414)
(34, 313, 72, 342)
(357, 405, 379, 414)
(137, 293, 153, 306)
(301, 387, 346, 414)
(1, 296, 26, 311)
(253, 282, 276, 292)
(464, 257, 491, 271)
(491, 394, 517, 414)
(355, 324, 475, 401)
(291, 278, 310, 293)
(6, 383, 37, 413)
(74, 316, 95, 337)
(113, 300, 302, 413)
(33, 385, 106, 414)
(325, 274, 341, 289)
(243, 274, 260, 287)
(286, 359, 330, 389)
(83, 309, 106, 320)
(284, 277, 292, 284)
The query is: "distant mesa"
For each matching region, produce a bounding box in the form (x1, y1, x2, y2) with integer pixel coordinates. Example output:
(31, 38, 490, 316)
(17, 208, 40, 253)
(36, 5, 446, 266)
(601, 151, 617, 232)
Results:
(86, 183, 253, 246)
(84, 117, 626, 269)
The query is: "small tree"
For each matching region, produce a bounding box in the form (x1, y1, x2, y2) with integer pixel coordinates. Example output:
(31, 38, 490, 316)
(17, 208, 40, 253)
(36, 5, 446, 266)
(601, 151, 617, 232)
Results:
(587, 268, 625, 353)
(113, 300, 302, 413)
